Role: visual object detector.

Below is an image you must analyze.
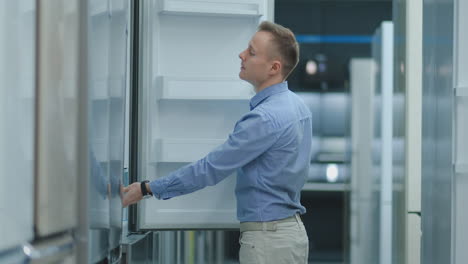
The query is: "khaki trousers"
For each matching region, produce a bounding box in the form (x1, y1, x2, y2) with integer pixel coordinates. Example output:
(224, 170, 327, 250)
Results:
(239, 215, 309, 264)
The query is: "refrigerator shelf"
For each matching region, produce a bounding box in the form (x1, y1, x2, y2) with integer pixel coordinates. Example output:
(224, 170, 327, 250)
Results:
(159, 0, 262, 17)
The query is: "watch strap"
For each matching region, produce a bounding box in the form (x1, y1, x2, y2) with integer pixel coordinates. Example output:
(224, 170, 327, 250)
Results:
(141, 180, 152, 197)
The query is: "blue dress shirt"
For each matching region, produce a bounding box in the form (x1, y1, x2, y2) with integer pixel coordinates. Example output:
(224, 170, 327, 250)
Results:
(149, 81, 313, 222)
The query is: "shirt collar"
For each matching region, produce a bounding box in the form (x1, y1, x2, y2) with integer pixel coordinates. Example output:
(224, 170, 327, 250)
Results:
(249, 81, 289, 110)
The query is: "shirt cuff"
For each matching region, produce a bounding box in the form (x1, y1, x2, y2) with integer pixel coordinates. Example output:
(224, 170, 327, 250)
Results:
(149, 178, 171, 200)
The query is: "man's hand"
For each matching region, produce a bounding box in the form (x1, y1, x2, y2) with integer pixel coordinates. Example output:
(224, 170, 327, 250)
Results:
(122, 182, 143, 207)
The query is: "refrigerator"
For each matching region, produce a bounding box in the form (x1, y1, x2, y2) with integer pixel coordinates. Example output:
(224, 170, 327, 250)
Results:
(83, 0, 273, 262)
(422, 0, 468, 263)
(349, 21, 395, 264)
(128, 0, 272, 232)
(0, 0, 36, 262)
(0, 0, 86, 263)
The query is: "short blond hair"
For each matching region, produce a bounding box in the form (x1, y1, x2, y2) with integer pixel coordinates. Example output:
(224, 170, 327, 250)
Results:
(258, 21, 299, 80)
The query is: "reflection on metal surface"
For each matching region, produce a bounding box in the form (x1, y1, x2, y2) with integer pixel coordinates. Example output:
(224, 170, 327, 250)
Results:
(151, 230, 230, 264)
(23, 234, 74, 264)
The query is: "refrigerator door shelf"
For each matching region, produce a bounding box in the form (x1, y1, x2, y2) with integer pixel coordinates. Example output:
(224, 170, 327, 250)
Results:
(159, 0, 262, 17)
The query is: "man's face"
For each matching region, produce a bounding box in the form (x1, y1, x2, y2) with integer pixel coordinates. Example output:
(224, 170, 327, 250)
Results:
(238, 31, 276, 88)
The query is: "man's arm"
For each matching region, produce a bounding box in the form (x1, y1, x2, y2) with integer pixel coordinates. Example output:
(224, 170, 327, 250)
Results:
(122, 110, 279, 207)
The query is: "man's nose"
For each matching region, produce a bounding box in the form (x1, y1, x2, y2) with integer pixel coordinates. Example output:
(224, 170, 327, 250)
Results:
(239, 50, 245, 60)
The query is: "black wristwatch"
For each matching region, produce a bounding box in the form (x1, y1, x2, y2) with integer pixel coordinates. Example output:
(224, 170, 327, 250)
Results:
(141, 180, 153, 199)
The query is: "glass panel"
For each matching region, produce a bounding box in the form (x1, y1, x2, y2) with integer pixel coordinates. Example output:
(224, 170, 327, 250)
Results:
(88, 0, 129, 261)
(0, 0, 35, 251)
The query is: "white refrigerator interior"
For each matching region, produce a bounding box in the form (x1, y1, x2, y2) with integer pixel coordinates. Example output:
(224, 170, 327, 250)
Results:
(0, 0, 35, 259)
(137, 0, 269, 229)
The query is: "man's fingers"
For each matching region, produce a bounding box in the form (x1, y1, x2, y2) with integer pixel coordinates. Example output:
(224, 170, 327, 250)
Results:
(121, 182, 144, 208)
(122, 196, 131, 207)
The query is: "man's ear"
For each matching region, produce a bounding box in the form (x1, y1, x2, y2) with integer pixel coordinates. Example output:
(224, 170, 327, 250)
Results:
(270, 60, 282, 75)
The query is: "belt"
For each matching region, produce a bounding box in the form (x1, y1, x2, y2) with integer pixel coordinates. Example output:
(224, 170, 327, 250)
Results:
(240, 214, 302, 233)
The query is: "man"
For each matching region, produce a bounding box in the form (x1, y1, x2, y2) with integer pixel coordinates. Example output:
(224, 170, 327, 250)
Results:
(123, 21, 312, 264)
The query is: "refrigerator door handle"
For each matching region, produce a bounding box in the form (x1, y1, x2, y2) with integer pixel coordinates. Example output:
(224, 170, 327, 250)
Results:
(23, 234, 74, 264)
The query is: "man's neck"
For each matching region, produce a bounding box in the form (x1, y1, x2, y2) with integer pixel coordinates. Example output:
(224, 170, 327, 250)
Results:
(255, 77, 284, 93)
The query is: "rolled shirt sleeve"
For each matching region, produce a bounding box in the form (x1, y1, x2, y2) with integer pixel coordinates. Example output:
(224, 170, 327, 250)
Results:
(149, 110, 280, 200)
